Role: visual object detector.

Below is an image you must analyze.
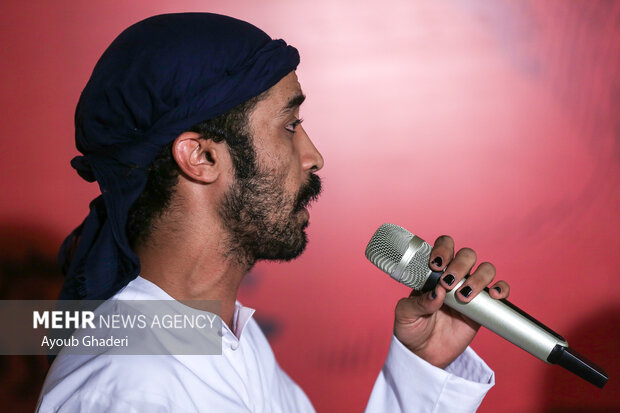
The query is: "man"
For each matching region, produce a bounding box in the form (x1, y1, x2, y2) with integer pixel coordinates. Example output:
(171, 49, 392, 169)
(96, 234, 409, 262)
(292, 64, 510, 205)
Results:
(37, 13, 510, 412)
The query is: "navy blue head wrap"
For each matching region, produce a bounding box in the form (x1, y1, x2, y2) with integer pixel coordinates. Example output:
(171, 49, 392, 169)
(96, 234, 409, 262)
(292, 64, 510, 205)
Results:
(59, 13, 300, 300)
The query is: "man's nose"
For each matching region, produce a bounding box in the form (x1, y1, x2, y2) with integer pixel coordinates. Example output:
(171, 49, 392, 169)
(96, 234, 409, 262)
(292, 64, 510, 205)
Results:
(298, 126, 324, 172)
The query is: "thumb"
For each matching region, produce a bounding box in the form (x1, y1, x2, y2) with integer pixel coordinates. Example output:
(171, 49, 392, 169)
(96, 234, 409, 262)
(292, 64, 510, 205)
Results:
(395, 287, 446, 325)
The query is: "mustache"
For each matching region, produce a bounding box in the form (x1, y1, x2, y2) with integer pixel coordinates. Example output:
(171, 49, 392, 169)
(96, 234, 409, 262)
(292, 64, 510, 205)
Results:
(294, 173, 322, 211)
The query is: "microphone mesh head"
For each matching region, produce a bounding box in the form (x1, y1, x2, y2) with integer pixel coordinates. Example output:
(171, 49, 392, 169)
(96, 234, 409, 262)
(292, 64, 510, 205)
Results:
(365, 223, 433, 290)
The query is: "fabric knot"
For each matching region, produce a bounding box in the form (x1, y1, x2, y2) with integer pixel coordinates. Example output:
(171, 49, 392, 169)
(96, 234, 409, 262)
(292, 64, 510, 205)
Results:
(70, 156, 96, 183)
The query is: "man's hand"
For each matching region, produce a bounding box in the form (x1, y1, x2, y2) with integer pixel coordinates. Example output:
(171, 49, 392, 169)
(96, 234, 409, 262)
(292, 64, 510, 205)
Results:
(393, 235, 510, 369)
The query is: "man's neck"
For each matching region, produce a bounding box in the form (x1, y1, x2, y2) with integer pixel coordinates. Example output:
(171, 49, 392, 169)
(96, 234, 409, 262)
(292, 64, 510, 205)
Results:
(135, 223, 250, 329)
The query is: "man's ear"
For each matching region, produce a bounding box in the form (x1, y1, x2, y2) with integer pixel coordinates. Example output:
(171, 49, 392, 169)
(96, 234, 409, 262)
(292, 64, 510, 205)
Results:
(172, 132, 228, 183)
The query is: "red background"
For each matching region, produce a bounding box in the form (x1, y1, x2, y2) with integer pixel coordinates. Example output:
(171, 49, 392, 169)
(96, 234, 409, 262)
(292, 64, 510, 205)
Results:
(1, 1, 618, 412)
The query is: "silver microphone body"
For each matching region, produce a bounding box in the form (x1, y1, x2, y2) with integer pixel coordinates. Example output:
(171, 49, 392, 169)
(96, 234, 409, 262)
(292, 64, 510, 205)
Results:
(365, 223, 607, 388)
(443, 279, 565, 362)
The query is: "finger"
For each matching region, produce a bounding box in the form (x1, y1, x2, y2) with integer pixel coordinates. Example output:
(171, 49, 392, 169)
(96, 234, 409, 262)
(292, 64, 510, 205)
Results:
(395, 287, 446, 324)
(488, 280, 510, 299)
(429, 235, 454, 271)
(440, 247, 477, 291)
(456, 262, 496, 303)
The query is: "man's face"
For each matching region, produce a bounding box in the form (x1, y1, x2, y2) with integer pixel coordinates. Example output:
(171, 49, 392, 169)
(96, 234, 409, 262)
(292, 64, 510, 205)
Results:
(218, 71, 324, 264)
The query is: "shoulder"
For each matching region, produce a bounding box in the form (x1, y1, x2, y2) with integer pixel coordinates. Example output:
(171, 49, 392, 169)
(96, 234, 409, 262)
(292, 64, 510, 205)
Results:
(38, 354, 192, 411)
(37, 353, 253, 413)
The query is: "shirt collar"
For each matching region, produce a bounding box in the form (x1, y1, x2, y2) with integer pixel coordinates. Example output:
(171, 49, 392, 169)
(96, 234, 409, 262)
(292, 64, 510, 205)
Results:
(117, 276, 256, 340)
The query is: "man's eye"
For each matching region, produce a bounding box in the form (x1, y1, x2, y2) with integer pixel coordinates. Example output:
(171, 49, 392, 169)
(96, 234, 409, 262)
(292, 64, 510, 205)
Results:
(285, 118, 304, 133)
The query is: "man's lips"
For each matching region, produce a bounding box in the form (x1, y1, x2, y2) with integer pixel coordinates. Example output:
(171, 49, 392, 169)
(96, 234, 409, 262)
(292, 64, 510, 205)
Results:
(294, 173, 322, 212)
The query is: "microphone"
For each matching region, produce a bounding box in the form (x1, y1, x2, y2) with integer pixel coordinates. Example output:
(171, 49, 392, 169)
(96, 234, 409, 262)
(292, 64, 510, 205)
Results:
(365, 223, 608, 388)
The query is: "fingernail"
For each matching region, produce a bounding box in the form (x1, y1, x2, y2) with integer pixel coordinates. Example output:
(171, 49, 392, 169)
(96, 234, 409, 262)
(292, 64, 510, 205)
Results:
(429, 289, 437, 300)
(442, 274, 455, 286)
(431, 256, 443, 267)
(493, 286, 502, 294)
(460, 286, 472, 298)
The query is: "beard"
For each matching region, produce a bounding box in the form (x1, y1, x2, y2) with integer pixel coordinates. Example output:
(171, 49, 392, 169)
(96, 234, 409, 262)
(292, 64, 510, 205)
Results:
(217, 156, 322, 267)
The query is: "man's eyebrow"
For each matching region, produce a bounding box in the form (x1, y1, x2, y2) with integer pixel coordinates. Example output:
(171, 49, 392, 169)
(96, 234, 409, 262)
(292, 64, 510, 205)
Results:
(279, 93, 306, 116)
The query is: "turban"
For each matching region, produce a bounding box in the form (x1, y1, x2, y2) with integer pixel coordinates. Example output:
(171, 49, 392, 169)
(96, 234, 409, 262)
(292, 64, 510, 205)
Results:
(58, 13, 300, 300)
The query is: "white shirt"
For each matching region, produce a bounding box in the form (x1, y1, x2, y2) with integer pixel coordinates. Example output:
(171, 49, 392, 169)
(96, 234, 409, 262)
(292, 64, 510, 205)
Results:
(37, 277, 494, 412)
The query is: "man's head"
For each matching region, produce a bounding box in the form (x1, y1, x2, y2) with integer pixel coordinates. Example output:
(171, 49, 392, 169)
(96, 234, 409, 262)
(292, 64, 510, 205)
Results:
(127, 72, 324, 267)
(60, 13, 309, 300)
